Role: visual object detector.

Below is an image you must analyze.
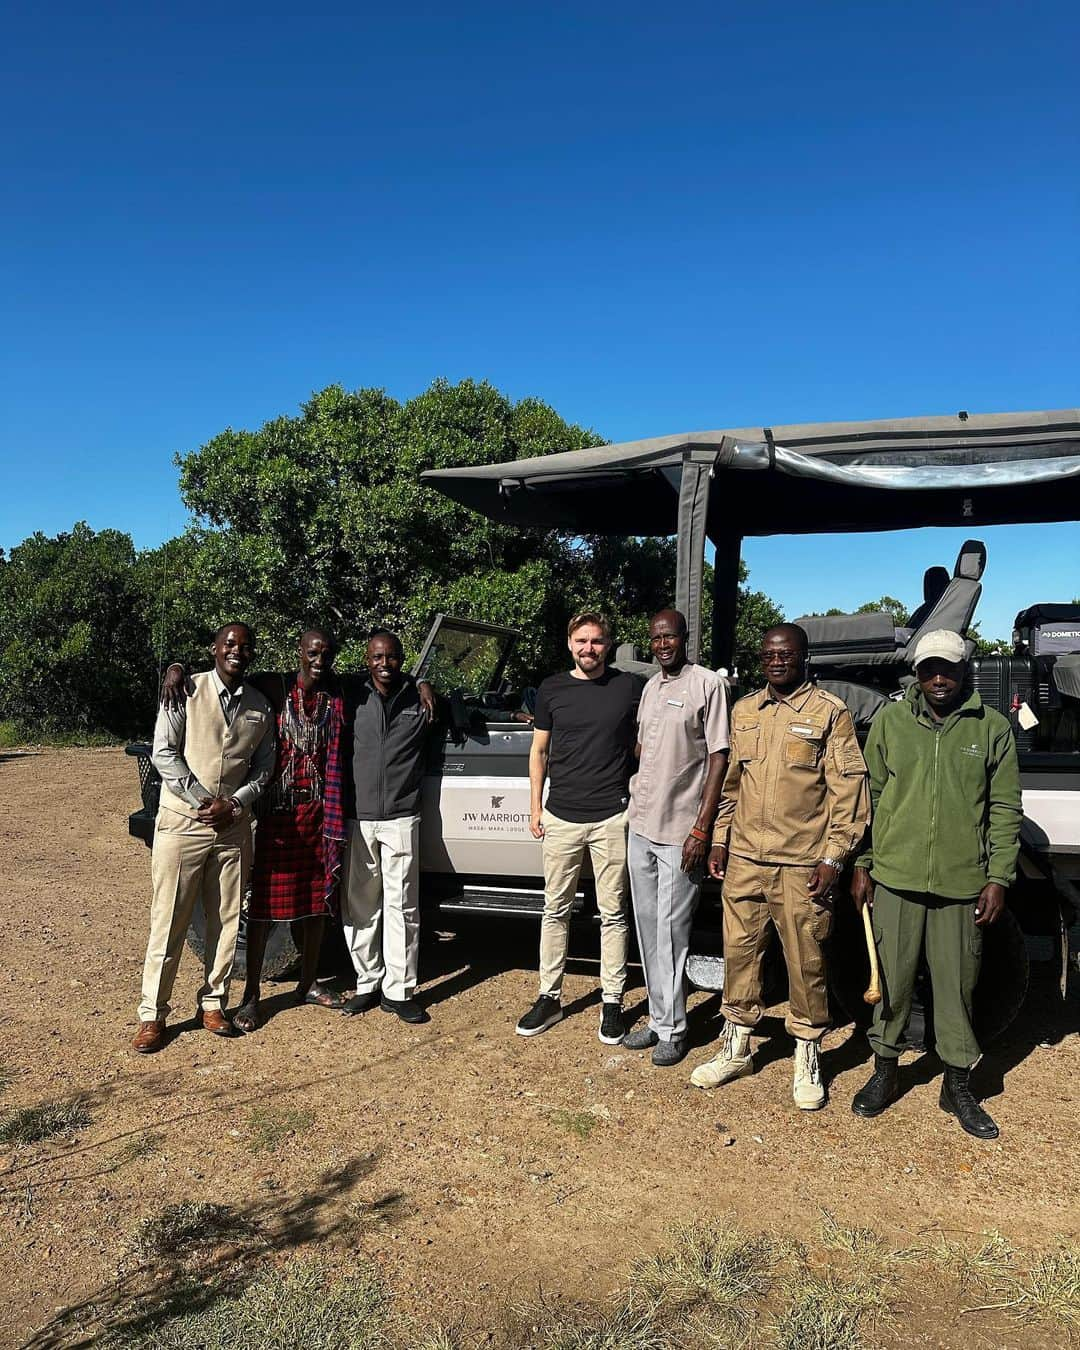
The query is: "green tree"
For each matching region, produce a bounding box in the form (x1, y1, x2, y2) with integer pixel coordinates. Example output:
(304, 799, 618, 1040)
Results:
(0, 524, 157, 737)
(168, 379, 684, 681)
(856, 595, 909, 624)
(727, 561, 786, 682)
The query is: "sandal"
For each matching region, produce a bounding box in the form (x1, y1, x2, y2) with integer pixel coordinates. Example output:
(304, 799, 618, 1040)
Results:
(300, 985, 349, 1010)
(232, 1002, 260, 1034)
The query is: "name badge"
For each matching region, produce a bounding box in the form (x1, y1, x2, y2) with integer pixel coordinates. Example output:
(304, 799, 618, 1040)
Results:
(666, 698, 684, 708)
(789, 723, 816, 737)
(243, 712, 265, 723)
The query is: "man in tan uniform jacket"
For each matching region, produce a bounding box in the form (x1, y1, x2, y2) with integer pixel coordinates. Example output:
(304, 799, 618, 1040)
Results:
(690, 624, 869, 1108)
(133, 623, 276, 1052)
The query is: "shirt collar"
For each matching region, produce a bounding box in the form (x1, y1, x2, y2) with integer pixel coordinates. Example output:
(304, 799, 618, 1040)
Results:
(209, 667, 244, 701)
(659, 660, 694, 682)
(758, 680, 814, 712)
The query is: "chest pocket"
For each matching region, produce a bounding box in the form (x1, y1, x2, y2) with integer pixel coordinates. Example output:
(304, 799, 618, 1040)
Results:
(733, 720, 760, 763)
(784, 716, 825, 768)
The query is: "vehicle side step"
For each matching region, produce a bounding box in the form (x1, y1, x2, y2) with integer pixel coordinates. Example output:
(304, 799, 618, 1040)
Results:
(437, 885, 584, 917)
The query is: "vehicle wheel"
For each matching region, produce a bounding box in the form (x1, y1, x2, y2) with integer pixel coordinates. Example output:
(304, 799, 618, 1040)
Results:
(186, 897, 299, 982)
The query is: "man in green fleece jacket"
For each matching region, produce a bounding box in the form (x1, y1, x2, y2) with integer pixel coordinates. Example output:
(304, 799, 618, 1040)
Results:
(850, 629, 1022, 1140)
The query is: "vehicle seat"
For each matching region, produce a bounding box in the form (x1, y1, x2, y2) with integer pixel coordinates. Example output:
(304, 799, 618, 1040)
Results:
(905, 566, 950, 631)
(814, 679, 893, 738)
(614, 642, 657, 677)
(799, 539, 985, 672)
(901, 539, 986, 659)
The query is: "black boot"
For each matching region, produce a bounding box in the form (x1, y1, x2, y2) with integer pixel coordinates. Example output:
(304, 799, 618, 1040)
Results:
(940, 1067, 999, 1140)
(851, 1054, 900, 1118)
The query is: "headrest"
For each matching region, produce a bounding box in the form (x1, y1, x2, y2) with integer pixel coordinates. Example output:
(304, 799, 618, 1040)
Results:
(954, 539, 986, 582)
(923, 566, 950, 604)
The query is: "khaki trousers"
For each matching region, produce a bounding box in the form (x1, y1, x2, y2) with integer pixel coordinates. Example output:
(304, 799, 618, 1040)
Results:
(341, 816, 421, 1002)
(539, 809, 629, 1003)
(720, 854, 832, 1041)
(138, 808, 252, 1021)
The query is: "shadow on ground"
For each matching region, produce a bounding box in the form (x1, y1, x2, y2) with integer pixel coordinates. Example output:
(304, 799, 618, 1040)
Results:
(20, 1150, 404, 1348)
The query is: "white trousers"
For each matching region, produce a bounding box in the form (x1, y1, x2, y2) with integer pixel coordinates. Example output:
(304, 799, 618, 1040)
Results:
(341, 816, 421, 1002)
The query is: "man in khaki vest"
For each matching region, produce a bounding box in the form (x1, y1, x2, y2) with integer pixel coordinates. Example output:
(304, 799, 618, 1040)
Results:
(133, 623, 276, 1052)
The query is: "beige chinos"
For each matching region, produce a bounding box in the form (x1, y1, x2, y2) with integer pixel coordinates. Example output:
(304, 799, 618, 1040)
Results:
(538, 808, 629, 1003)
(138, 673, 273, 1022)
(139, 811, 253, 1020)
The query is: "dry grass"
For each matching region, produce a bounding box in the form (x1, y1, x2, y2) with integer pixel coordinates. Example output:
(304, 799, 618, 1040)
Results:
(547, 1109, 599, 1141)
(771, 1267, 890, 1350)
(112, 1131, 164, 1167)
(632, 1219, 773, 1325)
(125, 1201, 259, 1264)
(101, 1260, 390, 1350)
(513, 1298, 667, 1350)
(409, 1330, 468, 1350)
(818, 1210, 884, 1257)
(965, 1243, 1080, 1338)
(248, 1105, 316, 1153)
(0, 1098, 90, 1146)
(900, 1228, 1015, 1288)
(1009, 1245, 1080, 1333)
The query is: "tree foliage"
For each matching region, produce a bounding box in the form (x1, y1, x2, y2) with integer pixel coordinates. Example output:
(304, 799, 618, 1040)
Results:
(0, 379, 791, 736)
(0, 524, 157, 736)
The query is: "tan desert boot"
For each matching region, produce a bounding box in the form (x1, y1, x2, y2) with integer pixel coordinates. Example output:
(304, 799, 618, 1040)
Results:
(690, 1022, 753, 1089)
(793, 1037, 826, 1110)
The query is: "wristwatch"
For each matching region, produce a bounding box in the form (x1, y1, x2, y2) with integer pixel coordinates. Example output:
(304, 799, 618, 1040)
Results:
(229, 798, 243, 821)
(820, 855, 843, 871)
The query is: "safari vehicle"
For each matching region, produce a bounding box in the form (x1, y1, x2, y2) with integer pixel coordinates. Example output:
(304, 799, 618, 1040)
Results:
(422, 407, 1080, 1044)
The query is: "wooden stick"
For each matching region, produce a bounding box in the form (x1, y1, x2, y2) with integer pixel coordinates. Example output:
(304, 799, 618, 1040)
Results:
(862, 903, 882, 1005)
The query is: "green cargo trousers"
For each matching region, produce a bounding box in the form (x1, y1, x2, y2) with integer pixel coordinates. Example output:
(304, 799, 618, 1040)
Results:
(867, 883, 982, 1069)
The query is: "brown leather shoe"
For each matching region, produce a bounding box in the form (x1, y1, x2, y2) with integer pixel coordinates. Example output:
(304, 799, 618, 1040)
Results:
(132, 1019, 166, 1053)
(198, 1008, 235, 1037)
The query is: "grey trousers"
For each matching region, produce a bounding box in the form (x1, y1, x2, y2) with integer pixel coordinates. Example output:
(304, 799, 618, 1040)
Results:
(628, 831, 701, 1041)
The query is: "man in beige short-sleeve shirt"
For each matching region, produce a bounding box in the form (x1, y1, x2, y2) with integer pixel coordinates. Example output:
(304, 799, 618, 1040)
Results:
(622, 609, 729, 1066)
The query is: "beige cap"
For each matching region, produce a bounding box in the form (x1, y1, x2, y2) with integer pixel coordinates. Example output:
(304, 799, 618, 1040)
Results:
(911, 629, 967, 667)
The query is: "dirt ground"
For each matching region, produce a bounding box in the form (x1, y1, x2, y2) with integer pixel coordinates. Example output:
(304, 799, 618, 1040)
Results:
(1, 748, 1077, 1348)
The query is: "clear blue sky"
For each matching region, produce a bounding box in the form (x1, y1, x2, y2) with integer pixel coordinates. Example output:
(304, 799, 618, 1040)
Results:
(2, 1, 1077, 638)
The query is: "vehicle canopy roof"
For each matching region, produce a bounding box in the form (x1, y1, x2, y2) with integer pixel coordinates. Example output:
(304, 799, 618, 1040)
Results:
(422, 408, 1080, 537)
(422, 407, 1080, 662)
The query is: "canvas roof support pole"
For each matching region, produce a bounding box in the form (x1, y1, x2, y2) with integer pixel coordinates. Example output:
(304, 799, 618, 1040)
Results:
(710, 531, 741, 673)
(673, 450, 717, 664)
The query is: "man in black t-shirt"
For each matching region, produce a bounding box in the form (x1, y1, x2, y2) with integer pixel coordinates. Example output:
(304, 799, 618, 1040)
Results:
(516, 611, 644, 1045)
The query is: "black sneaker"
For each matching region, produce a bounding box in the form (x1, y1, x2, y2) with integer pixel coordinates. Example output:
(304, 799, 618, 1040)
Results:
(380, 996, 428, 1024)
(598, 1004, 624, 1045)
(342, 989, 380, 1016)
(516, 995, 562, 1037)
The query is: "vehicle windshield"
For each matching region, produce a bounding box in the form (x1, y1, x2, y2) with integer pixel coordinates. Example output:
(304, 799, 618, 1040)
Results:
(411, 615, 518, 698)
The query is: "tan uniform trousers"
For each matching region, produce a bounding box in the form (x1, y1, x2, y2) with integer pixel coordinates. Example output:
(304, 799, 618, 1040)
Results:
(539, 809, 629, 1003)
(138, 808, 252, 1021)
(720, 854, 832, 1041)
